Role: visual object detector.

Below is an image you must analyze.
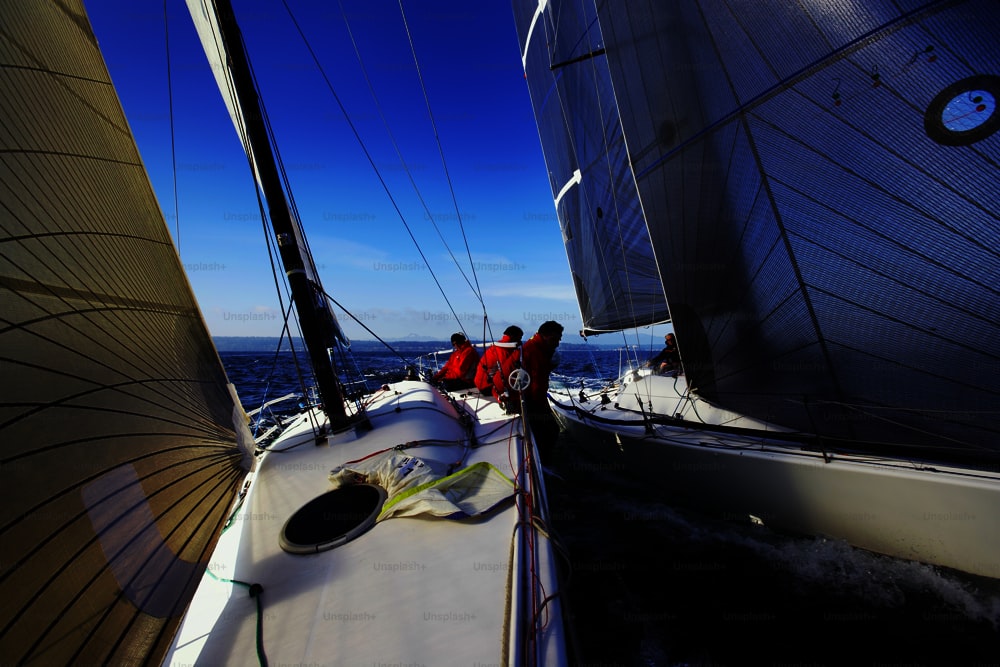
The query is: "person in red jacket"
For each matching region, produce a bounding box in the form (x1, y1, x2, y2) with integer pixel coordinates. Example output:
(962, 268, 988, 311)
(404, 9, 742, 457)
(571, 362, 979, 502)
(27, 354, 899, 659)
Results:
(475, 325, 523, 399)
(519, 320, 563, 459)
(432, 332, 480, 391)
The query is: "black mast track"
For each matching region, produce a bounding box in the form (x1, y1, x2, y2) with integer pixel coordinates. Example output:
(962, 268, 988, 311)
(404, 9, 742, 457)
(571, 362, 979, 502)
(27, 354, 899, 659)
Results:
(212, 0, 349, 427)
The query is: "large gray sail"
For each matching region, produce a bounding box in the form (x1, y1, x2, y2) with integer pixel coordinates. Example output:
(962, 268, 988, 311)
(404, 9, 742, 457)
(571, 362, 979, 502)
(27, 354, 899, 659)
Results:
(513, 0, 670, 334)
(595, 1, 1000, 459)
(0, 2, 252, 663)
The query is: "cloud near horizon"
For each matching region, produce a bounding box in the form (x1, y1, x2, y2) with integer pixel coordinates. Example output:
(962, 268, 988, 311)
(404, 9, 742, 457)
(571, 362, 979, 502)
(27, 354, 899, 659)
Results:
(484, 282, 577, 301)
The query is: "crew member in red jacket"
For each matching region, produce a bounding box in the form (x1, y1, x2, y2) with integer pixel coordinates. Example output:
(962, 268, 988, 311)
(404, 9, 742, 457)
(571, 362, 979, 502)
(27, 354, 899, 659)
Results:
(432, 332, 480, 391)
(475, 325, 523, 400)
(519, 320, 563, 459)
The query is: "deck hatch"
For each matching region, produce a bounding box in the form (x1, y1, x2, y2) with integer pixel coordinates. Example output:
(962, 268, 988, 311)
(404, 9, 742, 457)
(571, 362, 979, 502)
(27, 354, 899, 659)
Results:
(279, 484, 387, 554)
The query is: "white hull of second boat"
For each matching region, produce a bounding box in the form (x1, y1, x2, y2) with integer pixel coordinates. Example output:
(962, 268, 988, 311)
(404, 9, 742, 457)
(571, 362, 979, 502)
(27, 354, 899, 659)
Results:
(550, 371, 1000, 580)
(167, 380, 567, 666)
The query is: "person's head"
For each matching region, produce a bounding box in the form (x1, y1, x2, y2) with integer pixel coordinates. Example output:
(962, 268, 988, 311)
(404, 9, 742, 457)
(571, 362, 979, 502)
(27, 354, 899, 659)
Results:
(450, 332, 466, 347)
(665, 333, 675, 344)
(537, 320, 564, 346)
(503, 325, 524, 342)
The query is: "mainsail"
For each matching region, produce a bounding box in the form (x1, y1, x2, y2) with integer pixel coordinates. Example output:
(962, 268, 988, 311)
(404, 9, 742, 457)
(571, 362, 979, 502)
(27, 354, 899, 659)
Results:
(521, 0, 1000, 462)
(513, 0, 670, 333)
(0, 2, 252, 663)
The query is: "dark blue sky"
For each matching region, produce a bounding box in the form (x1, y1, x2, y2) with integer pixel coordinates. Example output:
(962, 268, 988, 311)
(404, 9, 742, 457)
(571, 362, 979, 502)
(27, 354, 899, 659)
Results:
(87, 0, 586, 341)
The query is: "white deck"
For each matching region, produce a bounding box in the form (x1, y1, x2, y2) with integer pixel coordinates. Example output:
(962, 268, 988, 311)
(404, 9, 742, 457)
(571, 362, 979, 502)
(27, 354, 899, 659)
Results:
(167, 381, 566, 665)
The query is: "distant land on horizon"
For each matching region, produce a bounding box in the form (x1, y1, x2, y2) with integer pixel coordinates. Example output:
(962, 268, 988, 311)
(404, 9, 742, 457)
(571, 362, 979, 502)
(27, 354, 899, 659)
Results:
(212, 336, 630, 353)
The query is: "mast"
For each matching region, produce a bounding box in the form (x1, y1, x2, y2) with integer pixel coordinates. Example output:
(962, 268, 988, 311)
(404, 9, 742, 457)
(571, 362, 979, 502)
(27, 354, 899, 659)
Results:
(211, 0, 349, 427)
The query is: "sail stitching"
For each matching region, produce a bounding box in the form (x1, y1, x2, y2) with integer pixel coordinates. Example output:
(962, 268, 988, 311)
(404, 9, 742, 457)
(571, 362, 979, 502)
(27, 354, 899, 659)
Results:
(634, 1, 956, 180)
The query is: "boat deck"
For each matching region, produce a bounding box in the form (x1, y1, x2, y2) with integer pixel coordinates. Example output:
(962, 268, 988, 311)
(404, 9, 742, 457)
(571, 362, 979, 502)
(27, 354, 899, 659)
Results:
(168, 381, 566, 665)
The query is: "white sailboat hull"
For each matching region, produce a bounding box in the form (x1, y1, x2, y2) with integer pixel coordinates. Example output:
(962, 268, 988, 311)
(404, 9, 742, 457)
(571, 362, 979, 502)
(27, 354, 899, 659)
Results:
(551, 372, 1000, 580)
(168, 381, 567, 665)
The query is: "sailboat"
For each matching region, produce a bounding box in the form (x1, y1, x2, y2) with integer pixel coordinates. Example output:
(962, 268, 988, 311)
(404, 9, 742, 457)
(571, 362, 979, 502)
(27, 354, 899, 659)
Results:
(514, 0, 1000, 579)
(1, 1, 567, 665)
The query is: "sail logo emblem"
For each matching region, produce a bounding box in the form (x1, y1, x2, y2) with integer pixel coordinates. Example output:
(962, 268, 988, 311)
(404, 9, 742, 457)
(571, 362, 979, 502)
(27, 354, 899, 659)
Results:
(925, 75, 1000, 146)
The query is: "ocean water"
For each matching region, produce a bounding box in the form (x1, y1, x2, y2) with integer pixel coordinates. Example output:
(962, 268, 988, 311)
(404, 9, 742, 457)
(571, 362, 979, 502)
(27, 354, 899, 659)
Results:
(221, 346, 1000, 666)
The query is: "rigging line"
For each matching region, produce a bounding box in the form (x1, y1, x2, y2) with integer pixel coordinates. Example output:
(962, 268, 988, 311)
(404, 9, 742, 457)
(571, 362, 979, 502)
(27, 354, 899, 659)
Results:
(230, 103, 320, 417)
(277, 304, 328, 422)
(223, 6, 324, 298)
(239, 157, 319, 407)
(320, 288, 415, 368)
(255, 191, 320, 409)
(337, 0, 483, 306)
(277, 0, 472, 338)
(192, 1, 298, 312)
(397, 0, 485, 308)
(251, 300, 305, 420)
(197, 3, 321, 410)
(202, 569, 268, 667)
(537, 23, 617, 326)
(576, 8, 653, 346)
(204, 8, 320, 397)
(250, 77, 323, 293)
(537, 7, 660, 339)
(163, 0, 180, 251)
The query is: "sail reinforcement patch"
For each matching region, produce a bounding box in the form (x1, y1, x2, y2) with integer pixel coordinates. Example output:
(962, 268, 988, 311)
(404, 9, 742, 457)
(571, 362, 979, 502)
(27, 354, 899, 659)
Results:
(925, 75, 1000, 146)
(279, 484, 387, 554)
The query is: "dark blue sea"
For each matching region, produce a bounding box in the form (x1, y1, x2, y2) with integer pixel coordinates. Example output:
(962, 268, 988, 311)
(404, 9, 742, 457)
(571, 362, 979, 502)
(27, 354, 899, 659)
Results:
(221, 345, 1000, 667)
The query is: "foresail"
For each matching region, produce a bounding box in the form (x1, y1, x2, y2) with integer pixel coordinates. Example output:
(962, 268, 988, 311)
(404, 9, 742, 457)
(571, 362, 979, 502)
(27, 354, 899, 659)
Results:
(0, 2, 251, 664)
(597, 1, 1000, 459)
(514, 0, 670, 334)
